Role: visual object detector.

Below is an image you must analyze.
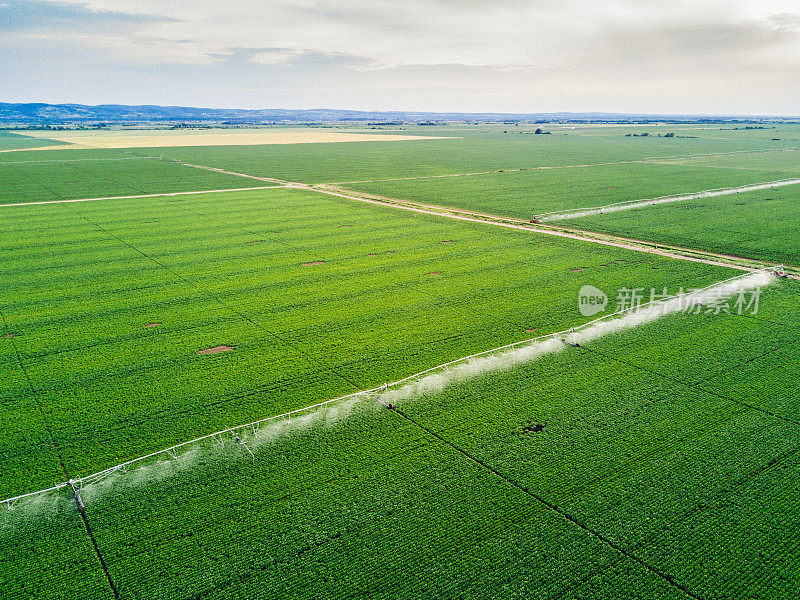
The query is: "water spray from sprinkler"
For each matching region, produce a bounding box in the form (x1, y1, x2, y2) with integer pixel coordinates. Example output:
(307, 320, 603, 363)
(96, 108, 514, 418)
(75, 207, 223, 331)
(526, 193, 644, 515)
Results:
(228, 426, 255, 460)
(0, 269, 777, 516)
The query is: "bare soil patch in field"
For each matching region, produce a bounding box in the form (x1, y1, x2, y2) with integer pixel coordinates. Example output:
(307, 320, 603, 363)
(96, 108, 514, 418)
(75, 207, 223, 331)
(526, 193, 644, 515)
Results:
(14, 129, 453, 149)
(198, 345, 235, 355)
(145, 323, 161, 328)
(302, 261, 325, 266)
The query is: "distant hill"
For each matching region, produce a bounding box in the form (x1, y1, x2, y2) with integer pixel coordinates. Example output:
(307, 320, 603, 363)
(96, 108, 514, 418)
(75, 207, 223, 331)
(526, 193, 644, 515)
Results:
(0, 102, 790, 125)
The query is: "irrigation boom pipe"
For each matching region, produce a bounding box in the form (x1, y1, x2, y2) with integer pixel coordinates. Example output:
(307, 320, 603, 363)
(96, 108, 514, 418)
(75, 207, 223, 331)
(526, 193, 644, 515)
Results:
(535, 178, 800, 220)
(0, 266, 781, 508)
(387, 267, 772, 387)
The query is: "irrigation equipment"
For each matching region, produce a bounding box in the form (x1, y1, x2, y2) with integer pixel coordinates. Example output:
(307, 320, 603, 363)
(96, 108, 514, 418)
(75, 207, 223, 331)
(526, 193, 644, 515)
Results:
(69, 480, 85, 513)
(228, 426, 255, 460)
(536, 178, 800, 222)
(0, 267, 782, 511)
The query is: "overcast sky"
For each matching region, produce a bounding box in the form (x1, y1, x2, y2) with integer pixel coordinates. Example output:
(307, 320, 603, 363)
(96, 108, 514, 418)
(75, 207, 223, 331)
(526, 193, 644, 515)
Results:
(2, 0, 799, 114)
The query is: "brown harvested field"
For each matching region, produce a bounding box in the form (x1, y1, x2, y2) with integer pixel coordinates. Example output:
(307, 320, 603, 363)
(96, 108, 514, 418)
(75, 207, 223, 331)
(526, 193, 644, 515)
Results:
(13, 129, 454, 149)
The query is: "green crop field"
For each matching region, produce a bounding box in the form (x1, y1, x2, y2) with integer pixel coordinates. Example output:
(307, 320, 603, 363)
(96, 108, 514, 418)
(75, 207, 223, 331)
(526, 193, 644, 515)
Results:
(326, 129, 800, 266)
(343, 159, 800, 219)
(1, 124, 799, 599)
(0, 131, 69, 151)
(560, 186, 800, 266)
(137, 124, 800, 184)
(0, 147, 136, 162)
(0, 157, 274, 205)
(0, 185, 731, 498)
(3, 279, 798, 599)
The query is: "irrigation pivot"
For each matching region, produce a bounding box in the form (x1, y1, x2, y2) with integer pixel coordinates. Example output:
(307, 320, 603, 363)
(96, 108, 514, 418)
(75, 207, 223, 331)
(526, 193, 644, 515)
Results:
(228, 426, 256, 460)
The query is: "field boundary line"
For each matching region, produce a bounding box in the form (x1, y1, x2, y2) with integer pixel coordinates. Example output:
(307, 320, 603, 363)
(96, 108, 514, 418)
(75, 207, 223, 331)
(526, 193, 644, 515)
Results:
(0, 268, 780, 508)
(18, 155, 789, 276)
(0, 186, 282, 207)
(640, 147, 798, 161)
(177, 161, 288, 184)
(138, 158, 798, 275)
(300, 184, 800, 276)
(0, 145, 74, 154)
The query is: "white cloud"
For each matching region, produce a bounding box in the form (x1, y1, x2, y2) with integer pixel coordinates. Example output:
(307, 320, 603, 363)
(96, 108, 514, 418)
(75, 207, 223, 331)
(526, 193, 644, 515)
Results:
(4, 0, 800, 113)
(250, 49, 300, 65)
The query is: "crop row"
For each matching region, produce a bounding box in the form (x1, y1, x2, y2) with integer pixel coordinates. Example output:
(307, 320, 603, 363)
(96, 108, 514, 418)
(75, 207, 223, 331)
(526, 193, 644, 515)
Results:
(6, 280, 798, 599)
(0, 499, 111, 599)
(61, 408, 627, 599)
(0, 187, 737, 498)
